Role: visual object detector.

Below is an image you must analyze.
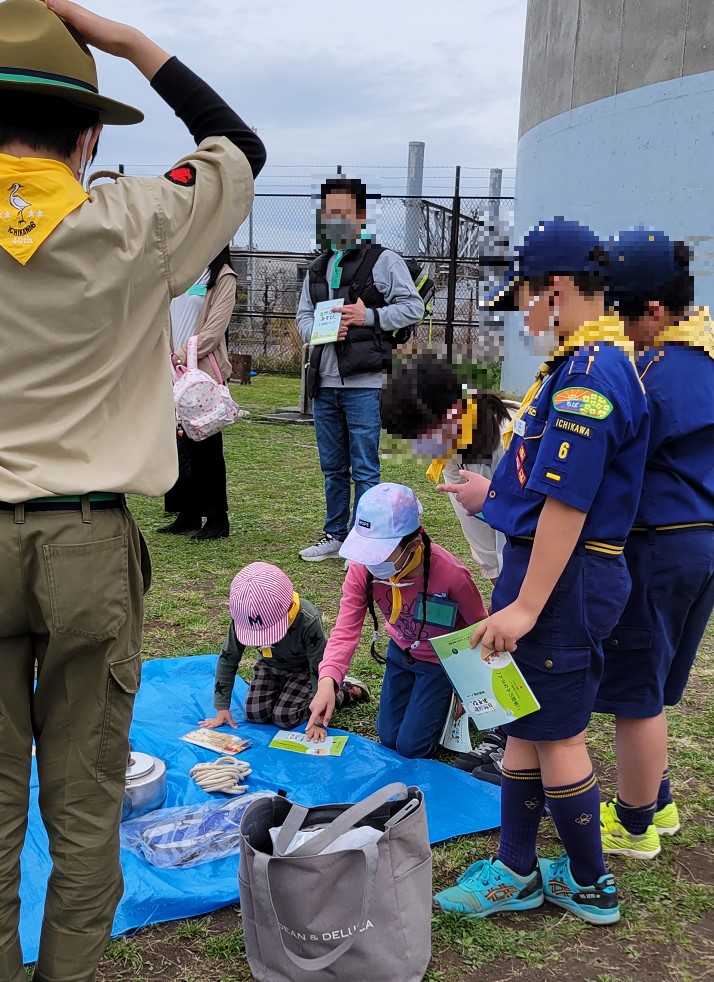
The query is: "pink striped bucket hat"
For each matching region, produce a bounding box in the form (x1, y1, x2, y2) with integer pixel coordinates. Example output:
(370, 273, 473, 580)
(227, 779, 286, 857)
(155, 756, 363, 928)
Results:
(229, 562, 294, 646)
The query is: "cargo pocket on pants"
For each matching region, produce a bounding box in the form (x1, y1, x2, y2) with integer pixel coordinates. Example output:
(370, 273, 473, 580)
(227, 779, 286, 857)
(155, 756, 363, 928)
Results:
(97, 651, 142, 782)
(44, 534, 129, 642)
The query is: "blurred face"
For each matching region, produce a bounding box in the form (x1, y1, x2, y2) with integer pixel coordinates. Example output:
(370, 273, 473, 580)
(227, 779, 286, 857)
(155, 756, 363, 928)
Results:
(516, 279, 554, 334)
(623, 301, 671, 349)
(410, 404, 462, 458)
(320, 191, 366, 249)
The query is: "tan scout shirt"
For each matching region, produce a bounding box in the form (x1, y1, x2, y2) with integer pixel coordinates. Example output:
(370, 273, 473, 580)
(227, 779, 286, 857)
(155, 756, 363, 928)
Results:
(0, 136, 253, 503)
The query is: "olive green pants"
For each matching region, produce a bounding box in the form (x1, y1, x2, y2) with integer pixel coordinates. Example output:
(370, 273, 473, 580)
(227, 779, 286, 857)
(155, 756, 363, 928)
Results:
(0, 502, 150, 982)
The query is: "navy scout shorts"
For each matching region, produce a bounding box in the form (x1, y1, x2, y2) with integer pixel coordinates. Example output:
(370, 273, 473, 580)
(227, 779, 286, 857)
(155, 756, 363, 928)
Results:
(594, 527, 714, 718)
(492, 540, 631, 741)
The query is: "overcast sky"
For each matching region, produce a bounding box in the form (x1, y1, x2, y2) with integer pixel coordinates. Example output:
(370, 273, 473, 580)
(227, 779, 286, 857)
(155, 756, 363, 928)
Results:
(92, 0, 527, 194)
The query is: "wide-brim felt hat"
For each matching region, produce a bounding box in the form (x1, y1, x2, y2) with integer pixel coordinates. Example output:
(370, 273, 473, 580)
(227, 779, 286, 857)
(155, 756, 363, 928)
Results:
(0, 0, 143, 125)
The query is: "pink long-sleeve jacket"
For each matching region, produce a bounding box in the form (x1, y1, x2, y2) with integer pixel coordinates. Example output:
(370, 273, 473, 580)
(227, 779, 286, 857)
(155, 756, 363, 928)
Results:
(319, 541, 487, 686)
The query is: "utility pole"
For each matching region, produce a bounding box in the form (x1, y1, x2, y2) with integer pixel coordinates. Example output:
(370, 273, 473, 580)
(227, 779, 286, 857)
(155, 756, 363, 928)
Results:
(445, 165, 461, 363)
(404, 141, 425, 256)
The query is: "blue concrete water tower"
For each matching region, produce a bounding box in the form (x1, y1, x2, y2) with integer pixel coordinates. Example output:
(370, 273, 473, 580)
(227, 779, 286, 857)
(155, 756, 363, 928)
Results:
(502, 0, 714, 394)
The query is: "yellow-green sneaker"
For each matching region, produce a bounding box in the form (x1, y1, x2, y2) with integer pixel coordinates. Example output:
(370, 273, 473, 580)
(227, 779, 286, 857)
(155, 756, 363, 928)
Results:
(600, 800, 661, 859)
(654, 801, 681, 836)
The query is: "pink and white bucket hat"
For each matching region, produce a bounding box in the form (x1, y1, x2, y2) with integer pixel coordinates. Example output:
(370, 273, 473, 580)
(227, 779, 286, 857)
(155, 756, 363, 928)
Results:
(229, 562, 295, 647)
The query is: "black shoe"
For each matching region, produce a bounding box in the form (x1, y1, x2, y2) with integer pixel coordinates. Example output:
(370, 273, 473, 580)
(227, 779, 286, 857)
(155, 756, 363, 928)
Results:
(191, 518, 230, 540)
(453, 727, 507, 772)
(472, 755, 504, 786)
(157, 513, 202, 534)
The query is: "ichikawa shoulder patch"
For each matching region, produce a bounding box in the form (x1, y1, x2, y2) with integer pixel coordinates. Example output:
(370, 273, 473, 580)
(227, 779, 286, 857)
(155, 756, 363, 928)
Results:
(164, 165, 196, 187)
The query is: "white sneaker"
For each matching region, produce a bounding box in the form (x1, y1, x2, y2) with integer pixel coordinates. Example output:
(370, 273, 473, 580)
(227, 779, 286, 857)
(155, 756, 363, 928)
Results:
(299, 535, 343, 562)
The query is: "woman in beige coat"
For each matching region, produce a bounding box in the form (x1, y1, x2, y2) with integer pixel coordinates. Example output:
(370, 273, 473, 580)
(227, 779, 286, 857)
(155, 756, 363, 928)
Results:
(160, 246, 238, 539)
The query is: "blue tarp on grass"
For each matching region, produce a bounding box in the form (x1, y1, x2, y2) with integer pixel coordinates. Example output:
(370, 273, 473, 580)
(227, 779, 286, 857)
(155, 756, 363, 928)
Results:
(19, 655, 500, 962)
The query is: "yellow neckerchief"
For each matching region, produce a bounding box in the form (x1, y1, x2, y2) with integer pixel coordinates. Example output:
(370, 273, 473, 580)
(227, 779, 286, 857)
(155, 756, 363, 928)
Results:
(502, 364, 550, 451)
(425, 397, 478, 485)
(502, 315, 634, 450)
(649, 306, 714, 360)
(260, 592, 300, 658)
(380, 544, 424, 625)
(0, 154, 88, 265)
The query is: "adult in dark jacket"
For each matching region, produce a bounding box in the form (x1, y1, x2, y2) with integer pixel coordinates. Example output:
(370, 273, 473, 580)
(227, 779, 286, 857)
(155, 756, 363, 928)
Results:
(296, 177, 424, 562)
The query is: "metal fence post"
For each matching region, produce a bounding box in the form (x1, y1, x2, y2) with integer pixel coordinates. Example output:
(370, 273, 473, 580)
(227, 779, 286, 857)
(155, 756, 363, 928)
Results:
(444, 165, 461, 363)
(404, 141, 425, 255)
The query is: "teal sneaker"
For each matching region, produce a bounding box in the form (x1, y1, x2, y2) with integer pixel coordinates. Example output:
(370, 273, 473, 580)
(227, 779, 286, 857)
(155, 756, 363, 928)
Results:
(433, 857, 543, 919)
(541, 854, 620, 925)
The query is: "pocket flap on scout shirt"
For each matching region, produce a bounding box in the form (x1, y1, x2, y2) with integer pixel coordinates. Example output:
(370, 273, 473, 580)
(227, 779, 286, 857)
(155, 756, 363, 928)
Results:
(109, 651, 142, 694)
(604, 627, 653, 651)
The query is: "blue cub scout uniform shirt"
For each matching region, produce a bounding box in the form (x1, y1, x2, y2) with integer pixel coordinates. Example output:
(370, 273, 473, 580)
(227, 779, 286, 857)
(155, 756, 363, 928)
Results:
(636, 343, 714, 526)
(484, 342, 650, 540)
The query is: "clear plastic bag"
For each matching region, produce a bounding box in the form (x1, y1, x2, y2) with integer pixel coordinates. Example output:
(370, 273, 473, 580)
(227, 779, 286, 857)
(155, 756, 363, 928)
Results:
(121, 792, 274, 869)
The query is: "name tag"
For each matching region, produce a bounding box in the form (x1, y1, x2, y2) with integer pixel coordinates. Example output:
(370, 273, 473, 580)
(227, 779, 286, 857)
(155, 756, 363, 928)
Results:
(513, 417, 526, 437)
(416, 594, 459, 629)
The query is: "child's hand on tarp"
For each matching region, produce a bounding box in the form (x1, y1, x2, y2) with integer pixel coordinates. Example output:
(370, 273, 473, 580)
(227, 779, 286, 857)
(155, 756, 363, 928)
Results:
(308, 677, 337, 732)
(199, 710, 237, 730)
(305, 722, 327, 744)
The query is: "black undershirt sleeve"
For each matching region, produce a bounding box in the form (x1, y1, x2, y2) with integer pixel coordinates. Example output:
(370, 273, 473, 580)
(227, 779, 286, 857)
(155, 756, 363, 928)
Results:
(151, 57, 266, 178)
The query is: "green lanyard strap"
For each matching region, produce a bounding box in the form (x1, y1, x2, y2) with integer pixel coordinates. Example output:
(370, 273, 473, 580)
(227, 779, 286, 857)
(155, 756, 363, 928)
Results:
(330, 250, 345, 292)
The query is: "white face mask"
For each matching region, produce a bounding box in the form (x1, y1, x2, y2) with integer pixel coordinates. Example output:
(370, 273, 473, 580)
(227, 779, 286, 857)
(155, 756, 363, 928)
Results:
(522, 324, 560, 358)
(518, 292, 561, 358)
(411, 433, 453, 458)
(366, 545, 412, 581)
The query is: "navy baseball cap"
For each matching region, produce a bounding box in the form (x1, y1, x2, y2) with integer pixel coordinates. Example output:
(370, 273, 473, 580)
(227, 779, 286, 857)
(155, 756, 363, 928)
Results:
(485, 217, 604, 311)
(606, 228, 682, 309)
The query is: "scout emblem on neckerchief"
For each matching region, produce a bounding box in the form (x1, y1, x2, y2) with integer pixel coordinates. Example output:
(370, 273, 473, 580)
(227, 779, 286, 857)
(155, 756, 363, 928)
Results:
(0, 154, 88, 265)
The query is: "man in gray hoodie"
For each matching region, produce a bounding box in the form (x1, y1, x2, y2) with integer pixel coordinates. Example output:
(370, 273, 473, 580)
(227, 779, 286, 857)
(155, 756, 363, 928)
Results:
(296, 177, 424, 561)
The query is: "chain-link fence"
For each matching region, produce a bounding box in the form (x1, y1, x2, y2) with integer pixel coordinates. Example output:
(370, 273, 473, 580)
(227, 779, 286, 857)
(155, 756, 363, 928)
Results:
(228, 191, 513, 373)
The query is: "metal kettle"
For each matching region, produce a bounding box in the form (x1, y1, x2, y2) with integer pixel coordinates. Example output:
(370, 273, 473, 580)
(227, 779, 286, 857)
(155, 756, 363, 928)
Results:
(122, 747, 167, 822)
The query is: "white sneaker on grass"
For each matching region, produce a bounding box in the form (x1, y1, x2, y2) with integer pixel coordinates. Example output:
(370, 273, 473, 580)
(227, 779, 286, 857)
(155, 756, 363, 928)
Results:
(299, 535, 343, 562)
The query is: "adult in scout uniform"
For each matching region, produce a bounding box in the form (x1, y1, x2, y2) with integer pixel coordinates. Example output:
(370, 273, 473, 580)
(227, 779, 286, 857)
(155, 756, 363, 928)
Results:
(435, 219, 649, 925)
(0, 1, 264, 979)
(595, 230, 714, 858)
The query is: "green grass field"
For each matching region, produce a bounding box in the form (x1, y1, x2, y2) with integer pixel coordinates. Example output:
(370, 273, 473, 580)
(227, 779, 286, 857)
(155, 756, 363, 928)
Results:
(88, 374, 712, 982)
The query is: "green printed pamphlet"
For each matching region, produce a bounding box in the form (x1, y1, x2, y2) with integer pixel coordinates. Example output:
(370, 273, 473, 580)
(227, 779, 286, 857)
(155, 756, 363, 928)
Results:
(429, 623, 540, 729)
(310, 298, 344, 345)
(269, 730, 348, 756)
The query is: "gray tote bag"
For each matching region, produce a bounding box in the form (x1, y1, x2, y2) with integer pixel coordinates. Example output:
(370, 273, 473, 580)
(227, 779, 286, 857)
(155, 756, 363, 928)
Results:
(239, 782, 432, 982)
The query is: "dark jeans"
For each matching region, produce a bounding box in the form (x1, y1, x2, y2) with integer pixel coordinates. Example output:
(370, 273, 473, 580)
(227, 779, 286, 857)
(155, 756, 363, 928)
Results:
(164, 430, 228, 519)
(376, 640, 454, 759)
(312, 386, 381, 541)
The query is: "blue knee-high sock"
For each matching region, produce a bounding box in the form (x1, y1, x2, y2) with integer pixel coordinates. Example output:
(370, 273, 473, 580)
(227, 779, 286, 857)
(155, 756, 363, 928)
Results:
(615, 795, 657, 835)
(497, 767, 545, 876)
(657, 768, 673, 809)
(544, 772, 606, 887)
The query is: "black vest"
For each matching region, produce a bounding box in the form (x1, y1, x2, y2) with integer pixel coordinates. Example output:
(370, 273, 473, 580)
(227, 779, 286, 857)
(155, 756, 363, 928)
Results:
(306, 244, 390, 397)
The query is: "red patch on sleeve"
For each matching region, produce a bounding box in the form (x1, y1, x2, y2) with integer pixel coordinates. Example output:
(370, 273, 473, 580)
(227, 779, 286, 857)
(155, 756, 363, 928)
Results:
(164, 165, 196, 187)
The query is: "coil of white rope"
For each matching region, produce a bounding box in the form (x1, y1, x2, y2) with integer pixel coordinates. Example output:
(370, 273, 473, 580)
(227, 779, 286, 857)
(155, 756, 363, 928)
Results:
(189, 756, 252, 795)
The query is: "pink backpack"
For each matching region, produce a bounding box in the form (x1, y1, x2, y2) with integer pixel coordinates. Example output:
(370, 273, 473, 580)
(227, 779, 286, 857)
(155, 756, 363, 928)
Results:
(171, 336, 240, 441)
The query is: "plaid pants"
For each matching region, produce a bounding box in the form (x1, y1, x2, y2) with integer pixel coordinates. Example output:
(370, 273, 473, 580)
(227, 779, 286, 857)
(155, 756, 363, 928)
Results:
(244, 660, 313, 729)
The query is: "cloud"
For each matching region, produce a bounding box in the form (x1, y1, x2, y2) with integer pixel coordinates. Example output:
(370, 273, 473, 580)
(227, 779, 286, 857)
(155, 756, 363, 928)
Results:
(91, 0, 526, 191)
